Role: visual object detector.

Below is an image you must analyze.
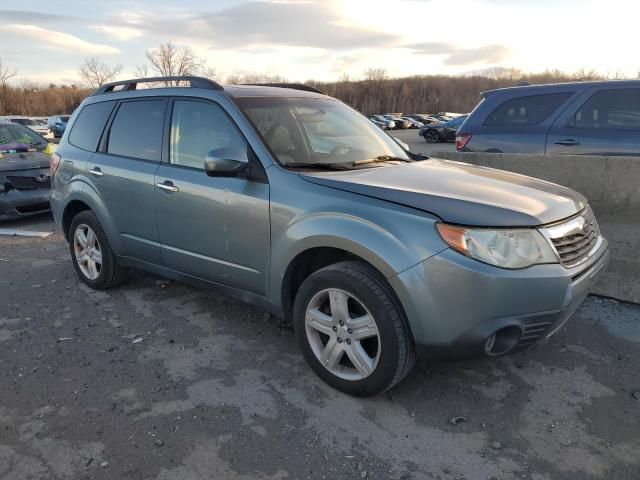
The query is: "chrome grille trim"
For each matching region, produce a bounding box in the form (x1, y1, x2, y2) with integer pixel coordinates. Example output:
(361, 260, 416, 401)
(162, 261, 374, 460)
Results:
(540, 206, 601, 268)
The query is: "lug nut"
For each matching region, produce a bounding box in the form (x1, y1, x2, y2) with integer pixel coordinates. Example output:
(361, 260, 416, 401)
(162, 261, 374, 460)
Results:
(337, 337, 343, 343)
(347, 328, 353, 334)
(339, 320, 344, 326)
(332, 326, 338, 332)
(346, 339, 351, 345)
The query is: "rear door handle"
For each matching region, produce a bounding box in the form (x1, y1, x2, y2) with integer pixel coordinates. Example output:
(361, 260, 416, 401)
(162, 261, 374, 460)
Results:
(88, 167, 104, 177)
(554, 139, 580, 146)
(156, 180, 179, 193)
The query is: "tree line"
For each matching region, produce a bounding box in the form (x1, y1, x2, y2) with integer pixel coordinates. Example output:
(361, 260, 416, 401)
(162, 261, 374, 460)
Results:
(0, 44, 627, 117)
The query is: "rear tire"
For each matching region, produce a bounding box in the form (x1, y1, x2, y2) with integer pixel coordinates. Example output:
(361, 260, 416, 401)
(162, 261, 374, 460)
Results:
(293, 261, 416, 396)
(69, 211, 128, 290)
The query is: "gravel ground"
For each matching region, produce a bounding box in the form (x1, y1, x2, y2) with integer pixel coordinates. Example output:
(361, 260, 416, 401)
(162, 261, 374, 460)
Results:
(1, 214, 639, 480)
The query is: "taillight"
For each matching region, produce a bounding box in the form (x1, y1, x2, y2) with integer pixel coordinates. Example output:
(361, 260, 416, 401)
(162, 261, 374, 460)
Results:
(50, 152, 61, 176)
(456, 133, 472, 151)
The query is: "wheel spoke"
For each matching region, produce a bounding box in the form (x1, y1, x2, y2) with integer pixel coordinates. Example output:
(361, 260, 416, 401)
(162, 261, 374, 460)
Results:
(88, 260, 96, 278)
(86, 229, 96, 248)
(348, 314, 377, 341)
(92, 249, 102, 265)
(76, 229, 88, 248)
(346, 343, 374, 377)
(77, 251, 90, 264)
(320, 336, 344, 369)
(306, 308, 335, 336)
(328, 290, 350, 323)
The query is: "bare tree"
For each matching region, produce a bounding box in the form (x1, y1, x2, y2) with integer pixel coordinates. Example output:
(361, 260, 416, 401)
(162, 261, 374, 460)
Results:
(364, 68, 388, 82)
(0, 57, 17, 114)
(78, 57, 122, 88)
(145, 42, 202, 85)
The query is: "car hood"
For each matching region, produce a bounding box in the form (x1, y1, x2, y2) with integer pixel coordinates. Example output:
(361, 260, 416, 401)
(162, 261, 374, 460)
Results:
(300, 159, 587, 227)
(0, 149, 50, 172)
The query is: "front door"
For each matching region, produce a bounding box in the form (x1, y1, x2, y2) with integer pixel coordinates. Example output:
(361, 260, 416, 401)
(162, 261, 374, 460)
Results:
(154, 98, 270, 294)
(546, 87, 640, 155)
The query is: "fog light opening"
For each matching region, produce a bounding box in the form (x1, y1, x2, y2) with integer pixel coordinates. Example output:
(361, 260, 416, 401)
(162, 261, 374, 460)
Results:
(484, 326, 521, 356)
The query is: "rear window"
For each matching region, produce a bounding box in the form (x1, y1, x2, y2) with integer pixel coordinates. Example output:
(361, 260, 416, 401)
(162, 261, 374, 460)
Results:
(572, 88, 640, 130)
(107, 100, 166, 162)
(484, 92, 572, 127)
(69, 101, 115, 151)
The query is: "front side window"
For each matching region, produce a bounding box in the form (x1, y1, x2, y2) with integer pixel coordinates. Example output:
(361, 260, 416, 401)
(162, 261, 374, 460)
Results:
(484, 93, 572, 127)
(107, 100, 166, 161)
(236, 97, 409, 167)
(69, 101, 116, 152)
(572, 88, 640, 130)
(169, 100, 248, 169)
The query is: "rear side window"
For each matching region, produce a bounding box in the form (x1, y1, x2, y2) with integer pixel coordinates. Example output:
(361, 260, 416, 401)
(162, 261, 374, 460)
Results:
(68, 101, 115, 151)
(484, 93, 572, 127)
(107, 100, 166, 161)
(572, 88, 640, 130)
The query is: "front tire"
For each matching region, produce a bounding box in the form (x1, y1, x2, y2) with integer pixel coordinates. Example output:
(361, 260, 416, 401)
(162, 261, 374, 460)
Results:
(293, 261, 416, 396)
(424, 130, 440, 143)
(69, 211, 128, 290)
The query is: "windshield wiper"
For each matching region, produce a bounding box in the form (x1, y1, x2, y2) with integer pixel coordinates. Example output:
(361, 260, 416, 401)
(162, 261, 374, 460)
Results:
(284, 162, 353, 170)
(353, 155, 412, 165)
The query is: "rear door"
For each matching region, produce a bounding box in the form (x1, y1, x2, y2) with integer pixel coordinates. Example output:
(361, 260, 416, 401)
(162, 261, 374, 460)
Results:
(154, 98, 270, 294)
(546, 87, 640, 155)
(87, 98, 167, 263)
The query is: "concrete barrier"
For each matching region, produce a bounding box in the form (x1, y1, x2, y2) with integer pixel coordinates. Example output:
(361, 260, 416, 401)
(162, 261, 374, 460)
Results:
(431, 151, 640, 304)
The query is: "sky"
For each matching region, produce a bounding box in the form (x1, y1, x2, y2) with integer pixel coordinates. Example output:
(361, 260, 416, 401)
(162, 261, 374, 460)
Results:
(0, 0, 638, 85)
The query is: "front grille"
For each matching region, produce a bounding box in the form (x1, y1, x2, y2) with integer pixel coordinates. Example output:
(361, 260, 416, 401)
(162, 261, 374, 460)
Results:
(6, 175, 51, 190)
(545, 207, 600, 268)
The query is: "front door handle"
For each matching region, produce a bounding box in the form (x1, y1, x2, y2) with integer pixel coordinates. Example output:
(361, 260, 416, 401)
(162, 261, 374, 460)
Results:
(554, 139, 580, 146)
(156, 180, 179, 193)
(88, 167, 104, 177)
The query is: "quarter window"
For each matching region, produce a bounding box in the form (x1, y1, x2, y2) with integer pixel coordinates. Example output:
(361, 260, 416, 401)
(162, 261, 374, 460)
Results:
(169, 100, 247, 169)
(107, 100, 166, 161)
(484, 93, 572, 127)
(68, 101, 115, 152)
(572, 88, 640, 130)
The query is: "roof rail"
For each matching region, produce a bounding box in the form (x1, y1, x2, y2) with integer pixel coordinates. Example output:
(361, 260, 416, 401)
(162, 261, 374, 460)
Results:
(244, 83, 325, 95)
(92, 76, 224, 95)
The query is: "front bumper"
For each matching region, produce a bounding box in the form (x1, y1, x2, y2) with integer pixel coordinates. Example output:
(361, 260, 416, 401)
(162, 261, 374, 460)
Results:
(389, 240, 610, 359)
(0, 188, 51, 221)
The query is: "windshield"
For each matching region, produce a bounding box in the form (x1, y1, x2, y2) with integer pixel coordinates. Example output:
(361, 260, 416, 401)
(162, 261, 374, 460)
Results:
(0, 124, 47, 148)
(236, 97, 410, 167)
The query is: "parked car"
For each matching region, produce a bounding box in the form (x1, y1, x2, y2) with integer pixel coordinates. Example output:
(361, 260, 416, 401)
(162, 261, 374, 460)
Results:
(457, 80, 640, 155)
(419, 115, 468, 143)
(400, 116, 423, 128)
(0, 122, 52, 220)
(368, 117, 390, 130)
(383, 115, 411, 129)
(0, 116, 52, 138)
(48, 115, 71, 138)
(51, 76, 608, 396)
(371, 115, 395, 129)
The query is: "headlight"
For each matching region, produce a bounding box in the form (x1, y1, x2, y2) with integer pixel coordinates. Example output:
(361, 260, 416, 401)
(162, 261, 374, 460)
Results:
(436, 223, 557, 269)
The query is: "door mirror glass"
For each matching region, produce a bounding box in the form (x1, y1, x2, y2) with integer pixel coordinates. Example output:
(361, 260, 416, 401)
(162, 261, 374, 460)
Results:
(204, 147, 249, 177)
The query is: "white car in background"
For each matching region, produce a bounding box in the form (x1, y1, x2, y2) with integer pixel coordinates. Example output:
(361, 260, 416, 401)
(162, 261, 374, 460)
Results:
(0, 116, 52, 138)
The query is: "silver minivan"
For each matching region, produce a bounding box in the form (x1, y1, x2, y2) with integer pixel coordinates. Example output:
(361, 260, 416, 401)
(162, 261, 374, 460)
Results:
(50, 76, 609, 396)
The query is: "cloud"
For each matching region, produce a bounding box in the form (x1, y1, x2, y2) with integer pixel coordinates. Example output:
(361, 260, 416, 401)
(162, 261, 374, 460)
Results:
(408, 42, 511, 66)
(3, 24, 121, 55)
(122, 1, 400, 50)
(90, 25, 143, 41)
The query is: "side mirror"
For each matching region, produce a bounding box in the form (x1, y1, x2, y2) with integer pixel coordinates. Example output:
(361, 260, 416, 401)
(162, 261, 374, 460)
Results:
(204, 147, 249, 177)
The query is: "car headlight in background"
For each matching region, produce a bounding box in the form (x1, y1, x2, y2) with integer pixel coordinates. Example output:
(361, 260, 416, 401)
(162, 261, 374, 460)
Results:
(436, 223, 557, 269)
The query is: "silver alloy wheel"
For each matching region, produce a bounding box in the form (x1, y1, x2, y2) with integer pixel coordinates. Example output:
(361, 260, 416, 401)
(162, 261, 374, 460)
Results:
(305, 288, 381, 381)
(73, 224, 102, 280)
